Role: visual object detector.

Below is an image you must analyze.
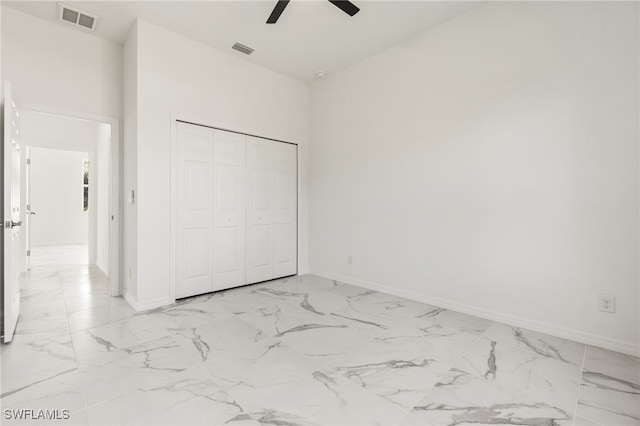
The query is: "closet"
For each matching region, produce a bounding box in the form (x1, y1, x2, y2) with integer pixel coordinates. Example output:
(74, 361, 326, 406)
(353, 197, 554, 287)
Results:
(175, 121, 297, 299)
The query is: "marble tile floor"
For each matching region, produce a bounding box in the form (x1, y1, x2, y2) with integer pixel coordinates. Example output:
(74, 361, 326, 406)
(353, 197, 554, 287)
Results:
(1, 246, 638, 426)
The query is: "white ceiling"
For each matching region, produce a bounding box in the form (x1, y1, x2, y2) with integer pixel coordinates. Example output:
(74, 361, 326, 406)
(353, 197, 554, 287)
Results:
(3, 0, 481, 83)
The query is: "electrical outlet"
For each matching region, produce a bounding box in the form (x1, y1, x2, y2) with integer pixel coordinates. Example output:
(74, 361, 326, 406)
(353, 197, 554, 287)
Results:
(599, 294, 615, 313)
(347, 255, 353, 265)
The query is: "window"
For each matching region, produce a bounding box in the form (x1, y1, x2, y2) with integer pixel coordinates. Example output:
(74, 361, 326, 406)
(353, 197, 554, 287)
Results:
(83, 159, 89, 211)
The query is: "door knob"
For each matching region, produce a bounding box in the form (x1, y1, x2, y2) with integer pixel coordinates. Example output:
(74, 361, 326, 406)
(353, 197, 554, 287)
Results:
(28, 211, 36, 215)
(10, 220, 22, 228)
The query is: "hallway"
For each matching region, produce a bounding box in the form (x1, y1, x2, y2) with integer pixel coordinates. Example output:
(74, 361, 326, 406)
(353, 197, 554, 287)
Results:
(1, 245, 130, 424)
(15, 245, 129, 336)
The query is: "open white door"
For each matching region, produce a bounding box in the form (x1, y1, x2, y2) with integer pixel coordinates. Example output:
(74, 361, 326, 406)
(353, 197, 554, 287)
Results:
(2, 82, 22, 343)
(25, 146, 33, 271)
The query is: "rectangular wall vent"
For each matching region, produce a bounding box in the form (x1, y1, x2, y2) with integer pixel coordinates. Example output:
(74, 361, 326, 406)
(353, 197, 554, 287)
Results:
(57, 3, 99, 31)
(232, 42, 254, 55)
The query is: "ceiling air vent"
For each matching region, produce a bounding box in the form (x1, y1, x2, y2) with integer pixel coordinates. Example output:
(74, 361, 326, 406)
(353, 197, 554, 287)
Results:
(232, 42, 254, 55)
(57, 3, 99, 31)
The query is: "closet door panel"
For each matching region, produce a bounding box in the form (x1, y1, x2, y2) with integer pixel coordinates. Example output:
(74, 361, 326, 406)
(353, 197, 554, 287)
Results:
(246, 137, 274, 284)
(246, 137, 297, 284)
(176, 123, 214, 298)
(212, 130, 246, 290)
(273, 142, 297, 277)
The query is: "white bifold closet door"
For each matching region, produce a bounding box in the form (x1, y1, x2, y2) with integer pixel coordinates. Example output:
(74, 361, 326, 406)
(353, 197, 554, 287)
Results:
(175, 123, 215, 299)
(175, 122, 297, 299)
(212, 130, 246, 291)
(246, 137, 297, 284)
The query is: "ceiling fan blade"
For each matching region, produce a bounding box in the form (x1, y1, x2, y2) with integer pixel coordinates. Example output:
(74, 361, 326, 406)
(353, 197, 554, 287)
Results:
(267, 0, 290, 24)
(328, 0, 360, 17)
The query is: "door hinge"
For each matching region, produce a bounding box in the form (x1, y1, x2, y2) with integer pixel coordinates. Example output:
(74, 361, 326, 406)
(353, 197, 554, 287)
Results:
(26, 250, 30, 256)
(26, 204, 31, 210)
(26, 158, 31, 165)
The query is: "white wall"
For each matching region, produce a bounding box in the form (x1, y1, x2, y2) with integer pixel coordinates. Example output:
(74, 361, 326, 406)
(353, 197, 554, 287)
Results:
(21, 111, 100, 152)
(309, 2, 639, 354)
(30, 148, 88, 246)
(123, 19, 309, 309)
(1, 6, 122, 118)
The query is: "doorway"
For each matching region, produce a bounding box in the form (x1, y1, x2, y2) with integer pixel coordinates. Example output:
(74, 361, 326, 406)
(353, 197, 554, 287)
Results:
(19, 109, 120, 295)
(2, 86, 121, 343)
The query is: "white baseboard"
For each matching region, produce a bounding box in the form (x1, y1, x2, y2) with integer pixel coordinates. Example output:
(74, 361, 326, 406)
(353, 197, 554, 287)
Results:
(124, 292, 174, 312)
(298, 266, 310, 276)
(309, 268, 639, 357)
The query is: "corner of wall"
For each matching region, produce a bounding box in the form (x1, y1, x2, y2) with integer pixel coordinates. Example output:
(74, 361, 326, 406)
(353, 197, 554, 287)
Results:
(123, 290, 173, 312)
(122, 17, 139, 302)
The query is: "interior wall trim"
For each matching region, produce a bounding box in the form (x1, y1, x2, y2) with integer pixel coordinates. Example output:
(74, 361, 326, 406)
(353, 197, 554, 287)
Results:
(175, 119, 298, 146)
(124, 292, 173, 312)
(309, 268, 640, 357)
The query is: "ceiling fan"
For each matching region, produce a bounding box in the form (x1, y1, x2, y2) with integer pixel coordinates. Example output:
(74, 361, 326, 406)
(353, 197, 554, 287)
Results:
(266, 0, 360, 24)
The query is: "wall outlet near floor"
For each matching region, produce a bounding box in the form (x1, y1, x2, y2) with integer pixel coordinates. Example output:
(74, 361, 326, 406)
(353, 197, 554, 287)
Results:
(347, 255, 353, 265)
(599, 294, 616, 313)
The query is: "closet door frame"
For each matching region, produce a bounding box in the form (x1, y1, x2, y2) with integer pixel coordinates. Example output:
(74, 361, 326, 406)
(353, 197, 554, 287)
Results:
(170, 117, 298, 302)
